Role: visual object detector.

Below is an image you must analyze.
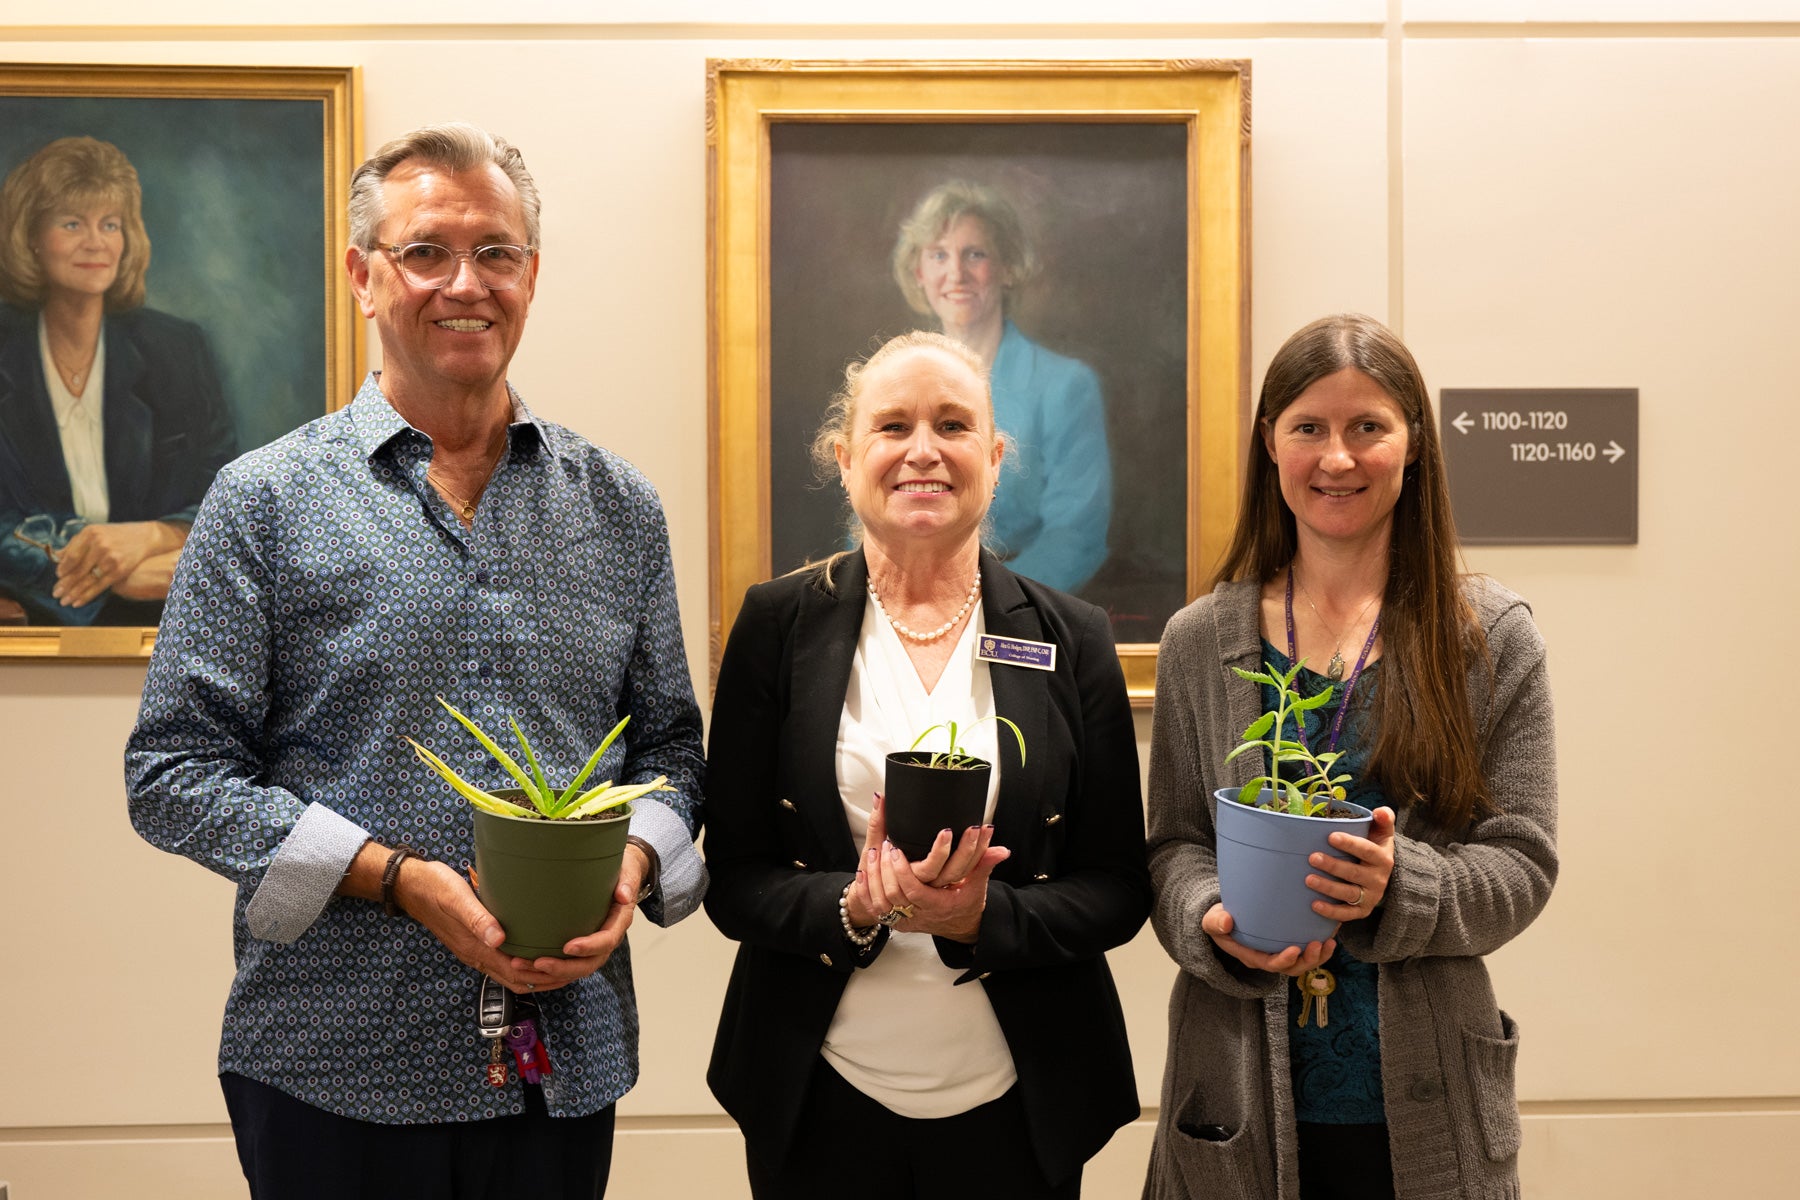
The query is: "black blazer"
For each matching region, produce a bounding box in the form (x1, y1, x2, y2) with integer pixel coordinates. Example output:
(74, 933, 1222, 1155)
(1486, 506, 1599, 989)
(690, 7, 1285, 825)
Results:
(705, 549, 1151, 1185)
(0, 303, 236, 528)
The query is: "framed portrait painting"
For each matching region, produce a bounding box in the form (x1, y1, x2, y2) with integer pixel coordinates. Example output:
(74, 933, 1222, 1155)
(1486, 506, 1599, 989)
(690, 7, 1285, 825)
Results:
(0, 63, 361, 659)
(707, 59, 1249, 702)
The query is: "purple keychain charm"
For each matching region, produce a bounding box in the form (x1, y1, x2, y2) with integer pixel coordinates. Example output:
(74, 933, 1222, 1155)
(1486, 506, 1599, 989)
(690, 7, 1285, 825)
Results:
(504, 1018, 554, 1084)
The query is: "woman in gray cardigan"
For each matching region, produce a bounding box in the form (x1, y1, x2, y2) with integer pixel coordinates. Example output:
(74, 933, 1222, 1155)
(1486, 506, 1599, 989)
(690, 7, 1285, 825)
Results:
(1143, 314, 1557, 1200)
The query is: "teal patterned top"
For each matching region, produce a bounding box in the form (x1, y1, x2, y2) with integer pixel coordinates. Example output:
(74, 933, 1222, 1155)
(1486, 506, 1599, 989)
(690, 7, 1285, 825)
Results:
(1259, 640, 1388, 1125)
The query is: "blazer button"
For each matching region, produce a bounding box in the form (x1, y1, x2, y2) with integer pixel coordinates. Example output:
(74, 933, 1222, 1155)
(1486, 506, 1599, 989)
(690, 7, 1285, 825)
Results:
(792, 860, 807, 869)
(818, 953, 833, 967)
(1032, 872, 1050, 882)
(779, 798, 797, 810)
(1044, 813, 1062, 826)
(1409, 1077, 1443, 1103)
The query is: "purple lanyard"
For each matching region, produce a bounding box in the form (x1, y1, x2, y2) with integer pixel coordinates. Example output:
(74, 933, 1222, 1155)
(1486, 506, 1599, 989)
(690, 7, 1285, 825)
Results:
(1283, 569, 1380, 753)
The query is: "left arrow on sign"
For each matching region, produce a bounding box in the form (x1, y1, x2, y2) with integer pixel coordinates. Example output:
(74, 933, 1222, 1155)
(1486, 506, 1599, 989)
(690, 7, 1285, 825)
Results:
(1452, 412, 1473, 435)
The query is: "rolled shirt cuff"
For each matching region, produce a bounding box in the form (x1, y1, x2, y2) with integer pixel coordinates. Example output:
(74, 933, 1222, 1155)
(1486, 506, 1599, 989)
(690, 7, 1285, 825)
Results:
(627, 795, 706, 926)
(244, 803, 371, 944)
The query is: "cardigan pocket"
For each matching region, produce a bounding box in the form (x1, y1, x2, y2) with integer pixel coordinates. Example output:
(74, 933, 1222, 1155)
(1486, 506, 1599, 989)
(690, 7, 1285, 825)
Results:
(1461, 1010, 1523, 1162)
(1163, 1090, 1273, 1200)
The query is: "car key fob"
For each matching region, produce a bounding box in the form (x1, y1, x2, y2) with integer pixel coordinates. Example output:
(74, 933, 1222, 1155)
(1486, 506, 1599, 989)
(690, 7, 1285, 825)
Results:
(478, 975, 514, 1039)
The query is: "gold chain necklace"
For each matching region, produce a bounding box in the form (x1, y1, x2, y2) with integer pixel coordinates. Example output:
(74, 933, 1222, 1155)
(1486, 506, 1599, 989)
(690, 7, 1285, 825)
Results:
(426, 437, 506, 524)
(47, 336, 98, 394)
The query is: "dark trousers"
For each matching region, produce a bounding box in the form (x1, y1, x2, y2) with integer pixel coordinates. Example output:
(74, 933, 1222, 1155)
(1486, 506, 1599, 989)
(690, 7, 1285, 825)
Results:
(221, 1072, 615, 1200)
(746, 1056, 1080, 1199)
(1297, 1122, 1395, 1200)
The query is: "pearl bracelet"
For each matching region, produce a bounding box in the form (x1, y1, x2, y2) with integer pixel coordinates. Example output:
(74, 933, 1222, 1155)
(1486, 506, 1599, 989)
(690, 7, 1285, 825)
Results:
(838, 882, 879, 949)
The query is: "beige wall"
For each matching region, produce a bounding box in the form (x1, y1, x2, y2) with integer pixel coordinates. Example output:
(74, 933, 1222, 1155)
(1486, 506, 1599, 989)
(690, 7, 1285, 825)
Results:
(3, 4, 1798, 1197)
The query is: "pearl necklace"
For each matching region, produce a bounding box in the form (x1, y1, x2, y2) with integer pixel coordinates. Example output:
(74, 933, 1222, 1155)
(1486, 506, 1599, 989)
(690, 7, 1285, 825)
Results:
(868, 571, 981, 642)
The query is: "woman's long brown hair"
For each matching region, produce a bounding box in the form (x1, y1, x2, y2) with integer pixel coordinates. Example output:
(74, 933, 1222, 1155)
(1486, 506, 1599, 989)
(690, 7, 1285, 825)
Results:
(1212, 314, 1493, 832)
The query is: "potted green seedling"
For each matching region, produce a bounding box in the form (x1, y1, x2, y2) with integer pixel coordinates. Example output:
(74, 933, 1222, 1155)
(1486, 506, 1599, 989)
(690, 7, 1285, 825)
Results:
(406, 697, 671, 958)
(1214, 661, 1374, 953)
(883, 716, 1026, 860)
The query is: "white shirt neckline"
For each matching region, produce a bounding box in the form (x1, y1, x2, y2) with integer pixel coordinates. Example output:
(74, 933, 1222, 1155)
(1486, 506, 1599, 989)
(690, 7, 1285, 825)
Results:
(38, 313, 109, 523)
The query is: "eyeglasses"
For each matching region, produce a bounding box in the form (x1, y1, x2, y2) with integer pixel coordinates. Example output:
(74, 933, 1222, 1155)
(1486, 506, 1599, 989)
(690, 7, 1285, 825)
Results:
(12, 527, 62, 562)
(374, 242, 536, 290)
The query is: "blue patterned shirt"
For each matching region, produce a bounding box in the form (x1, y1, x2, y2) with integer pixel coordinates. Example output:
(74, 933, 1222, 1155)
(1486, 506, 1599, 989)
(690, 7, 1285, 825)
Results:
(126, 375, 706, 1122)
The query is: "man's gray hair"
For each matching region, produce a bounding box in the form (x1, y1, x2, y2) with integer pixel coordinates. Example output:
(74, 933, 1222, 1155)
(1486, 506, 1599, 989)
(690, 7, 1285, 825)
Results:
(347, 122, 541, 251)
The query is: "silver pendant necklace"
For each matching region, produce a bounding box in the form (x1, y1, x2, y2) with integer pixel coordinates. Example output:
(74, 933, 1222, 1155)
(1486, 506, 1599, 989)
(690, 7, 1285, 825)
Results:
(1292, 565, 1379, 680)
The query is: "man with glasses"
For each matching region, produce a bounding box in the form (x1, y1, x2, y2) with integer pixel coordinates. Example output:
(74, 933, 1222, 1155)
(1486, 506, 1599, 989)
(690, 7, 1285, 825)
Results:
(126, 124, 704, 1199)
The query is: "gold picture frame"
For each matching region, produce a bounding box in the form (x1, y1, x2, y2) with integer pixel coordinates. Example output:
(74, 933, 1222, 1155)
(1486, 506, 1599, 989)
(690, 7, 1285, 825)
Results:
(706, 58, 1248, 704)
(0, 63, 362, 659)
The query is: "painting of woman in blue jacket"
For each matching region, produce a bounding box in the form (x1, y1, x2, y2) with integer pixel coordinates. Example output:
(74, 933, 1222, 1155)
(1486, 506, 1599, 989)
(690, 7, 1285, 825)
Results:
(0, 136, 235, 625)
(891, 181, 1111, 593)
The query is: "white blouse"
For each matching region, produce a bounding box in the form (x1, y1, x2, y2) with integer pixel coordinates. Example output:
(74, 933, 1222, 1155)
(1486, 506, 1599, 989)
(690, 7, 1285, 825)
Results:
(819, 593, 1017, 1118)
(39, 314, 109, 524)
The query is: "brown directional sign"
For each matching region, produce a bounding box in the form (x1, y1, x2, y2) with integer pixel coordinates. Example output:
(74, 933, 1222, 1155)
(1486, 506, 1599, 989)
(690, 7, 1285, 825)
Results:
(1440, 388, 1638, 545)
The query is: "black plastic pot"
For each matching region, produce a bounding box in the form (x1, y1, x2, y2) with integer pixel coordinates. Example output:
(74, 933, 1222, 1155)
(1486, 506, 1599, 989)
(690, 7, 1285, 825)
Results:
(882, 750, 991, 860)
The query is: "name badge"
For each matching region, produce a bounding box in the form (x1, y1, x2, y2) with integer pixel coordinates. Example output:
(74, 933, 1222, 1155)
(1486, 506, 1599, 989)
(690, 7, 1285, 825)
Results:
(976, 634, 1057, 672)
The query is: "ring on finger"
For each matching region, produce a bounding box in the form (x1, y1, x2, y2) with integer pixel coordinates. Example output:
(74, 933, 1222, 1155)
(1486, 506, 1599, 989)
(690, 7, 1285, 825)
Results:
(1351, 887, 1365, 908)
(90, 566, 103, 579)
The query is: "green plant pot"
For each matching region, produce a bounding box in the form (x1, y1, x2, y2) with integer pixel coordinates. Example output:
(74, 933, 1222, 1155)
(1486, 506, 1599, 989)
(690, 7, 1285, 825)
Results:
(471, 791, 633, 959)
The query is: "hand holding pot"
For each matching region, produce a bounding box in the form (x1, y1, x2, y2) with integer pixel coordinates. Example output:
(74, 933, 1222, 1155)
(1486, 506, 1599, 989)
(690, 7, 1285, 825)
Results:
(390, 845, 646, 994)
(1305, 805, 1396, 921)
(525, 841, 649, 983)
(856, 794, 991, 886)
(1201, 902, 1336, 978)
(845, 793, 1011, 937)
(860, 832, 1010, 944)
(384, 856, 562, 992)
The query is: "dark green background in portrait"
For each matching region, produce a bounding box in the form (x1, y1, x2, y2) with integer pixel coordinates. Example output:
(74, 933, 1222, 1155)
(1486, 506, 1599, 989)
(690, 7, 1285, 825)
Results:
(769, 122, 1188, 645)
(0, 96, 327, 455)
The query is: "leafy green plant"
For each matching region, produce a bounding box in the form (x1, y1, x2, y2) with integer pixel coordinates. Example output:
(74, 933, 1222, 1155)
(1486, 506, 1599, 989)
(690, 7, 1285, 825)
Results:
(908, 715, 1028, 771)
(1225, 660, 1352, 817)
(406, 696, 670, 821)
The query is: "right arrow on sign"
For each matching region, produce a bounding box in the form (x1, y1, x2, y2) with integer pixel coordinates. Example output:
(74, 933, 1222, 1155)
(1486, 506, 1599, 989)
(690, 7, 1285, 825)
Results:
(1452, 411, 1473, 435)
(1604, 440, 1626, 463)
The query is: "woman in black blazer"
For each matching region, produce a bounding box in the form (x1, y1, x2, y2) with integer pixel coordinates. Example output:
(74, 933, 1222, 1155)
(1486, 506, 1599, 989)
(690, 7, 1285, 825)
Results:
(705, 331, 1150, 1198)
(0, 135, 235, 625)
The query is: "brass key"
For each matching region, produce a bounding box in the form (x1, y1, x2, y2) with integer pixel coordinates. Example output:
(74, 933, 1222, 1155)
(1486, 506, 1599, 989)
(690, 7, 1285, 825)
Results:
(1296, 967, 1337, 1028)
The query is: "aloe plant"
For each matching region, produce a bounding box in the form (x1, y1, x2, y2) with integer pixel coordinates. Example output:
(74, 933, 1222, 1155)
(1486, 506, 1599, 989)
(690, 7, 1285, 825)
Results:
(406, 696, 670, 820)
(908, 715, 1027, 771)
(1225, 661, 1351, 817)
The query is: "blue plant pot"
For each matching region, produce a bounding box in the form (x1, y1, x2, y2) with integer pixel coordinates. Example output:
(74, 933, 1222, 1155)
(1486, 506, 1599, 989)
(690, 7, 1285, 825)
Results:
(1214, 786, 1373, 954)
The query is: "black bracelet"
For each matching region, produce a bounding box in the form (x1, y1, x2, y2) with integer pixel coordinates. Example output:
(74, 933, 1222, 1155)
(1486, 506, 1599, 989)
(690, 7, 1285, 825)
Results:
(380, 844, 419, 917)
(625, 834, 659, 902)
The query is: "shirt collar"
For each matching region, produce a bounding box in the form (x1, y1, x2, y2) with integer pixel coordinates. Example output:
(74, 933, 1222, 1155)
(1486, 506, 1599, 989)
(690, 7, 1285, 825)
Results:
(342, 371, 552, 463)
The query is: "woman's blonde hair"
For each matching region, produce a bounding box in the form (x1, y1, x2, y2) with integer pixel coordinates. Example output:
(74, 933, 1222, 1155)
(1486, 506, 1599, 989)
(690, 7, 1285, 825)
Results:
(890, 180, 1037, 318)
(0, 136, 152, 311)
(802, 330, 998, 588)
(808, 329, 993, 479)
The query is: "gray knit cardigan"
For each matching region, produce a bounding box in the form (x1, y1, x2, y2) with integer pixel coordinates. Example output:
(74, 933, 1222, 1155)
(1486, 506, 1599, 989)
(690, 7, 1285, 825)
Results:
(1143, 576, 1558, 1200)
